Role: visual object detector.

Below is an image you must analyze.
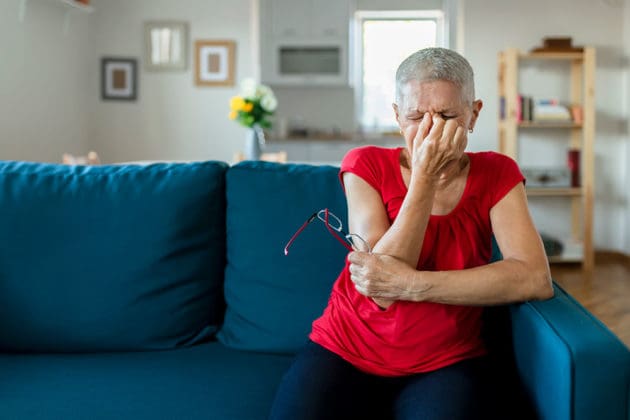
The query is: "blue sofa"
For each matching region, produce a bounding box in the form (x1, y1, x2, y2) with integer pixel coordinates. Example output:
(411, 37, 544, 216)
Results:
(0, 160, 628, 420)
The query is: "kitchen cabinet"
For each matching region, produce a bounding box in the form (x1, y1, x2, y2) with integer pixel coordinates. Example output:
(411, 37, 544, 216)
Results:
(260, 0, 351, 86)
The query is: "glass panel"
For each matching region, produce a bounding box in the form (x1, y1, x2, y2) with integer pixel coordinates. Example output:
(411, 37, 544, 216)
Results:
(279, 47, 340, 75)
(361, 19, 438, 130)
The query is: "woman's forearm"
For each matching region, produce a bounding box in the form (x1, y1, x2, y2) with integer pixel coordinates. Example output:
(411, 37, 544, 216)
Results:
(372, 178, 436, 267)
(368, 179, 436, 308)
(407, 258, 553, 305)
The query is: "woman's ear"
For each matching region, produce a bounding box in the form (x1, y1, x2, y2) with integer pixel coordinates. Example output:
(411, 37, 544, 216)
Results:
(392, 102, 401, 125)
(469, 99, 483, 130)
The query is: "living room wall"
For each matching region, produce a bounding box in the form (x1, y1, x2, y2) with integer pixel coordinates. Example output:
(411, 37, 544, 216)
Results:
(88, 0, 256, 163)
(0, 0, 91, 162)
(465, 0, 628, 253)
(623, 0, 630, 255)
(1, 0, 628, 255)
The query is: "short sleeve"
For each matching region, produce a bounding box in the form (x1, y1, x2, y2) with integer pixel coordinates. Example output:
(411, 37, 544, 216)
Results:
(339, 146, 382, 193)
(490, 153, 525, 208)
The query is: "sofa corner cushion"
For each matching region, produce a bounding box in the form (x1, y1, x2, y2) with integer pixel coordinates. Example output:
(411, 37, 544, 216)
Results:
(218, 162, 348, 354)
(0, 160, 228, 352)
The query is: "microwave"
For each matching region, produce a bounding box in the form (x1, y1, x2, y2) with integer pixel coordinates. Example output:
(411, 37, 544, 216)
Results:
(263, 43, 348, 86)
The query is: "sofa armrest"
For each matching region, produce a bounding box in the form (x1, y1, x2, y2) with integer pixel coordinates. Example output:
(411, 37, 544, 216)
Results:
(509, 283, 630, 420)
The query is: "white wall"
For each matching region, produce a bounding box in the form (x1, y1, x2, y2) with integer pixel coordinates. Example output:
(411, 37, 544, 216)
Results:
(88, 0, 256, 163)
(0, 0, 91, 162)
(464, 0, 628, 253)
(624, 0, 630, 255)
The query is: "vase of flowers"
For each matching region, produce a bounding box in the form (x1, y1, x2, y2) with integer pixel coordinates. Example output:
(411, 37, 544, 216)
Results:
(229, 79, 277, 160)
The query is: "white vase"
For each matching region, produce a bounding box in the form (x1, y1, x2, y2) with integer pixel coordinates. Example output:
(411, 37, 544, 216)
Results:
(244, 125, 265, 160)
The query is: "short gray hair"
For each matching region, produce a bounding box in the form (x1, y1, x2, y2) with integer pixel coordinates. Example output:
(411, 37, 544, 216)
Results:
(395, 48, 475, 106)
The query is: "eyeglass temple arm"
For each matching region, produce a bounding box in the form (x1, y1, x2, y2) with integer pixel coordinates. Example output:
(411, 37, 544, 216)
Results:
(283, 213, 318, 255)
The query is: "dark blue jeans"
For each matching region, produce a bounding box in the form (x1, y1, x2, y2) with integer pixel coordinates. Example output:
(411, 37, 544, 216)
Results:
(269, 341, 497, 420)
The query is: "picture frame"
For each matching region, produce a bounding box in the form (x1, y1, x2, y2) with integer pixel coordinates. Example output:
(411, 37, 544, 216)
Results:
(194, 40, 236, 87)
(144, 21, 189, 71)
(101, 57, 138, 101)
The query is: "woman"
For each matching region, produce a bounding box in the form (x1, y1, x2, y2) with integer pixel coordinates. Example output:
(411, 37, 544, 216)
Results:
(269, 47, 553, 420)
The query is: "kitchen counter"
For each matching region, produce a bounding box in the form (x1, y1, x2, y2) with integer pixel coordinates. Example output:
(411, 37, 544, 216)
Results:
(263, 134, 404, 164)
(266, 133, 402, 144)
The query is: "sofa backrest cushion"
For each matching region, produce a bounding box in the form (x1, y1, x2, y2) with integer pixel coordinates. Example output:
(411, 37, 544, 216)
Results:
(0, 161, 228, 352)
(218, 162, 348, 354)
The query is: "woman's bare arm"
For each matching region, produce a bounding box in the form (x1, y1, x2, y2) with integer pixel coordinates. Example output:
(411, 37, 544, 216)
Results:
(348, 182, 554, 305)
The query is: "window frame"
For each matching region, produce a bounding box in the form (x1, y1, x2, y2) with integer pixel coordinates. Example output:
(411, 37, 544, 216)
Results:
(351, 10, 447, 132)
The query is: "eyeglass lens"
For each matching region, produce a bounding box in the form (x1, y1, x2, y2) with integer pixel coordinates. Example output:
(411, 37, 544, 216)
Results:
(284, 208, 371, 255)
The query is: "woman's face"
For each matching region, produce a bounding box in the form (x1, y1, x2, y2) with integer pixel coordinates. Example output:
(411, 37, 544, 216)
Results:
(393, 79, 482, 155)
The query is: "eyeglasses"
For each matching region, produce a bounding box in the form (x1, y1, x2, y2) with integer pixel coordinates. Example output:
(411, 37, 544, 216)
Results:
(284, 208, 371, 256)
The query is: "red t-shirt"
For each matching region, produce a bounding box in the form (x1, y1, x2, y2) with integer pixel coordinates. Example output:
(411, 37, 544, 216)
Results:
(309, 146, 525, 377)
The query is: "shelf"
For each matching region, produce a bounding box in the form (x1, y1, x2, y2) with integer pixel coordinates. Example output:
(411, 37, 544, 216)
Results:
(527, 187, 582, 197)
(518, 121, 582, 129)
(520, 51, 584, 61)
(548, 254, 584, 263)
(548, 239, 584, 263)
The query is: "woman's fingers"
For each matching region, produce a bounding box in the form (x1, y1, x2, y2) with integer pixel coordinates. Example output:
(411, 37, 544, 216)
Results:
(453, 125, 468, 156)
(440, 120, 457, 145)
(418, 112, 432, 141)
(427, 114, 446, 141)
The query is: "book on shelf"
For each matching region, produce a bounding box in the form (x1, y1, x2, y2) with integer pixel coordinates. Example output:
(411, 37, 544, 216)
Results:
(500, 95, 574, 123)
(534, 98, 571, 121)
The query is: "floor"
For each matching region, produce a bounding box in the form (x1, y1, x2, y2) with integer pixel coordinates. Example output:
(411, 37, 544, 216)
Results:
(551, 254, 630, 348)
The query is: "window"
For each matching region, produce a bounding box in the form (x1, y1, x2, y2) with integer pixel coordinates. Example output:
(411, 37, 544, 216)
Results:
(353, 11, 446, 132)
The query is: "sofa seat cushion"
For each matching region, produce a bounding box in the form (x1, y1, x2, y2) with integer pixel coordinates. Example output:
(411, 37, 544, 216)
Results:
(0, 342, 292, 420)
(0, 161, 228, 352)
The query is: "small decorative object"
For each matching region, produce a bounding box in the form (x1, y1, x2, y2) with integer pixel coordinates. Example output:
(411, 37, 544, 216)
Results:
(229, 78, 277, 160)
(144, 21, 188, 71)
(570, 105, 583, 124)
(531, 37, 583, 53)
(101, 57, 137, 101)
(540, 232, 564, 257)
(567, 149, 581, 187)
(522, 167, 571, 188)
(62, 151, 100, 165)
(195, 40, 235, 86)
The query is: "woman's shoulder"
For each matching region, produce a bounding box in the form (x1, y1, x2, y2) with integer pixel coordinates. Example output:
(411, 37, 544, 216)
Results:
(341, 145, 401, 168)
(468, 150, 516, 166)
(467, 151, 524, 207)
(340, 146, 402, 192)
(468, 151, 521, 177)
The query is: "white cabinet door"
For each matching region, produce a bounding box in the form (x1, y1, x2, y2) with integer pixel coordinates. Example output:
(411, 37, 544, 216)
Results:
(311, 0, 349, 39)
(271, 0, 310, 39)
(271, 0, 349, 40)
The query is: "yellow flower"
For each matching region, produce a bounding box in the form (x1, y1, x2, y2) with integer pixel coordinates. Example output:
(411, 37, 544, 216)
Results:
(242, 102, 254, 112)
(230, 96, 245, 111)
(229, 110, 238, 120)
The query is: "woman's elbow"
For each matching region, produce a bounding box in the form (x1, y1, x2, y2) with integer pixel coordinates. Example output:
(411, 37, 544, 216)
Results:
(529, 268, 554, 301)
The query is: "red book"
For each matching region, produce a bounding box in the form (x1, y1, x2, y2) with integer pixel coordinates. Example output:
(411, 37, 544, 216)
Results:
(567, 149, 580, 187)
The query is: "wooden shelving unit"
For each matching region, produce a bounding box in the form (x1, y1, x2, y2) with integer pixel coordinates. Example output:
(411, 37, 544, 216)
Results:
(498, 47, 595, 271)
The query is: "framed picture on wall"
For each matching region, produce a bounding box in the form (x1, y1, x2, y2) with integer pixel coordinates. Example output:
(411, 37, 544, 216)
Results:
(101, 57, 138, 101)
(144, 21, 189, 71)
(194, 40, 235, 87)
